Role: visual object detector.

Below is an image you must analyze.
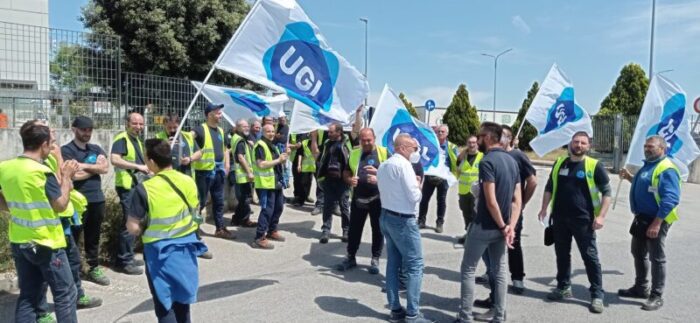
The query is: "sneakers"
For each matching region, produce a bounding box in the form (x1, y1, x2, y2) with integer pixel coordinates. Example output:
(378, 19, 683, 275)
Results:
(511, 280, 525, 295)
(114, 263, 143, 275)
(311, 207, 322, 216)
(132, 259, 145, 267)
(319, 231, 330, 244)
(198, 250, 214, 259)
(215, 228, 236, 240)
(642, 295, 664, 311)
(473, 297, 493, 309)
(546, 287, 573, 301)
(85, 267, 110, 286)
(475, 273, 489, 285)
(266, 231, 286, 242)
(435, 224, 444, 233)
(335, 256, 357, 271)
(368, 257, 380, 275)
(456, 234, 467, 245)
(341, 230, 349, 242)
(589, 298, 604, 314)
(77, 294, 103, 309)
(36, 313, 56, 323)
(473, 309, 506, 322)
(251, 238, 275, 250)
(389, 307, 406, 323)
(418, 221, 427, 229)
(618, 286, 651, 299)
(405, 313, 433, 323)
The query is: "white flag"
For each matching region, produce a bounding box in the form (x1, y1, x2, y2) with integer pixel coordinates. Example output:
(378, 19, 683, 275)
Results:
(192, 81, 288, 126)
(216, 0, 368, 121)
(370, 84, 456, 185)
(626, 75, 700, 179)
(289, 100, 354, 134)
(525, 64, 593, 157)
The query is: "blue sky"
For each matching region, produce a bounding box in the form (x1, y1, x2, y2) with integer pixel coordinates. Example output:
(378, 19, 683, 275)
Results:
(51, 0, 700, 114)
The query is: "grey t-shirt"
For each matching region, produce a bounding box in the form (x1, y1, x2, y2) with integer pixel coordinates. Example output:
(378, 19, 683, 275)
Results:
(474, 148, 520, 230)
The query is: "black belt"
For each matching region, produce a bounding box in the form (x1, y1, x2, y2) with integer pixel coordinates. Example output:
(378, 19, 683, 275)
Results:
(383, 208, 414, 218)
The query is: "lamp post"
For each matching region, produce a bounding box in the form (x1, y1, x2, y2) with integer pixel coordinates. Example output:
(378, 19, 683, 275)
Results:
(648, 0, 656, 79)
(360, 17, 369, 125)
(482, 48, 512, 121)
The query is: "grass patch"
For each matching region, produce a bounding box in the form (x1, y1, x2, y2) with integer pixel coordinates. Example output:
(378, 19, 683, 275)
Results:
(524, 148, 568, 162)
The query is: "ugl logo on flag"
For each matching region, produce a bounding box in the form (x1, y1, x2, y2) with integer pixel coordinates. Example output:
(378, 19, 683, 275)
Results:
(192, 81, 288, 123)
(263, 22, 338, 112)
(370, 84, 456, 185)
(223, 90, 273, 117)
(542, 87, 586, 134)
(626, 75, 700, 178)
(646, 93, 685, 156)
(381, 109, 440, 169)
(524, 64, 593, 157)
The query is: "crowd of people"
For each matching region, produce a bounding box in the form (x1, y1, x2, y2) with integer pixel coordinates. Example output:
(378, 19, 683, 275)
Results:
(0, 101, 682, 323)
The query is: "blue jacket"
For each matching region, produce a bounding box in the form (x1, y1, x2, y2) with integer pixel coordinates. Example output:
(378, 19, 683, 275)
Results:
(143, 232, 207, 310)
(629, 158, 681, 220)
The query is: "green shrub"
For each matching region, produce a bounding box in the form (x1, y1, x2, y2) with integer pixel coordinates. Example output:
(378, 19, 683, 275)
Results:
(0, 211, 12, 273)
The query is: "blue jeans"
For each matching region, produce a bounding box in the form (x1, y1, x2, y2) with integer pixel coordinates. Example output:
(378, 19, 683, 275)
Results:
(38, 233, 85, 317)
(380, 209, 423, 317)
(459, 223, 507, 322)
(195, 169, 226, 230)
(116, 187, 135, 266)
(256, 189, 285, 240)
(12, 243, 77, 323)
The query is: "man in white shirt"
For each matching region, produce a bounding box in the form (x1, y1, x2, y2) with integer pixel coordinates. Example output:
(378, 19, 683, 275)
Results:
(377, 134, 430, 323)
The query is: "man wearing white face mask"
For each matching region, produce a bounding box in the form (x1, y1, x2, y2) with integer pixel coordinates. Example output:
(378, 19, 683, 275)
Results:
(377, 134, 429, 323)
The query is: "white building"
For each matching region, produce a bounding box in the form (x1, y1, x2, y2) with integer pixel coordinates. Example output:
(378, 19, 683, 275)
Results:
(0, 0, 49, 91)
(414, 105, 519, 127)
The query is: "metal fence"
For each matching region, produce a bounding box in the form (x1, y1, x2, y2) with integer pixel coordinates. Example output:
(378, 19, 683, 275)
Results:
(592, 115, 638, 153)
(0, 21, 121, 129)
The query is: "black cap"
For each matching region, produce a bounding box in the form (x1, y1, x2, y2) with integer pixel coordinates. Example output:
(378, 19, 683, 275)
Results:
(204, 103, 224, 116)
(72, 116, 94, 129)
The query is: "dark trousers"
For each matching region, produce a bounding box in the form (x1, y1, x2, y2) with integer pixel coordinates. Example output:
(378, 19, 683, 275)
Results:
(256, 188, 285, 240)
(116, 187, 135, 266)
(553, 217, 604, 299)
(418, 176, 448, 225)
(232, 182, 252, 224)
(145, 264, 191, 323)
(631, 220, 671, 297)
(315, 175, 325, 208)
(508, 216, 525, 281)
(12, 243, 77, 323)
(38, 233, 85, 317)
(321, 179, 350, 234)
(293, 170, 312, 203)
(347, 198, 383, 258)
(195, 170, 225, 230)
(75, 201, 105, 269)
(458, 193, 476, 231)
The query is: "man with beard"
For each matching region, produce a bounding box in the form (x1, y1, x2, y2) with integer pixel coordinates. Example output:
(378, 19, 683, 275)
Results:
(618, 135, 681, 311)
(155, 114, 202, 178)
(230, 119, 257, 227)
(538, 131, 611, 314)
(317, 123, 351, 244)
(248, 120, 262, 146)
(456, 122, 521, 323)
(110, 112, 149, 275)
(251, 124, 289, 249)
(455, 135, 482, 245)
(61, 116, 111, 285)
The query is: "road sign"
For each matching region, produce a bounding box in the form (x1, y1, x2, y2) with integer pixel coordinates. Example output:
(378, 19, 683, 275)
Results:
(694, 97, 700, 113)
(425, 99, 436, 112)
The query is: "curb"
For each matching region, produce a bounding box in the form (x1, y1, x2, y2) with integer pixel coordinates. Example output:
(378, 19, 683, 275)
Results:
(531, 159, 554, 167)
(0, 275, 18, 293)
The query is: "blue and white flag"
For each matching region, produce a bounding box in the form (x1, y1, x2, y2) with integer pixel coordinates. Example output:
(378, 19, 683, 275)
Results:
(215, 0, 368, 122)
(626, 75, 700, 179)
(370, 84, 456, 185)
(525, 64, 593, 157)
(288, 99, 354, 134)
(192, 81, 288, 126)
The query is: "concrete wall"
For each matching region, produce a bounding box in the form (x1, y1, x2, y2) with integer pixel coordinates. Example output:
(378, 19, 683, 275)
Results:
(0, 128, 118, 190)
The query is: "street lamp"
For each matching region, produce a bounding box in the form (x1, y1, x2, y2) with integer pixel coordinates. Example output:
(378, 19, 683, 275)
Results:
(359, 18, 369, 103)
(648, 0, 656, 79)
(482, 48, 512, 121)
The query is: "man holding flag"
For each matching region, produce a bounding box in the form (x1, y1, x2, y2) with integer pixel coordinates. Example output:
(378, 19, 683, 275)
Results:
(418, 124, 458, 233)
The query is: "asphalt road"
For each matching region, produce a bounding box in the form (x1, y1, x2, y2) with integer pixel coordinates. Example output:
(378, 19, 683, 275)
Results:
(2, 166, 699, 322)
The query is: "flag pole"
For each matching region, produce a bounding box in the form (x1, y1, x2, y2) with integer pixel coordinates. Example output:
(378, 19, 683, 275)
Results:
(514, 118, 529, 140)
(170, 0, 262, 149)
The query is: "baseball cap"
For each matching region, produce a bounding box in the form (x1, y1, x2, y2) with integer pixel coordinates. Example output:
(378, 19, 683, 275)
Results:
(204, 103, 224, 116)
(72, 116, 94, 129)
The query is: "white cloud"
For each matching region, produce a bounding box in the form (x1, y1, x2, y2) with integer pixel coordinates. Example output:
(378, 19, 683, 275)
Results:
(511, 15, 531, 34)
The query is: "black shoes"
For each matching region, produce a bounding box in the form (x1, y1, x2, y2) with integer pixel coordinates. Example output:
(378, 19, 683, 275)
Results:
(319, 231, 330, 244)
(642, 295, 664, 311)
(618, 286, 651, 299)
(335, 256, 357, 271)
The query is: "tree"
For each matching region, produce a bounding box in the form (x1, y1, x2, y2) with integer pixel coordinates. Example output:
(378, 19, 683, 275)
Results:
(511, 81, 539, 151)
(442, 84, 480, 146)
(598, 63, 649, 116)
(399, 92, 418, 118)
(81, 0, 250, 81)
